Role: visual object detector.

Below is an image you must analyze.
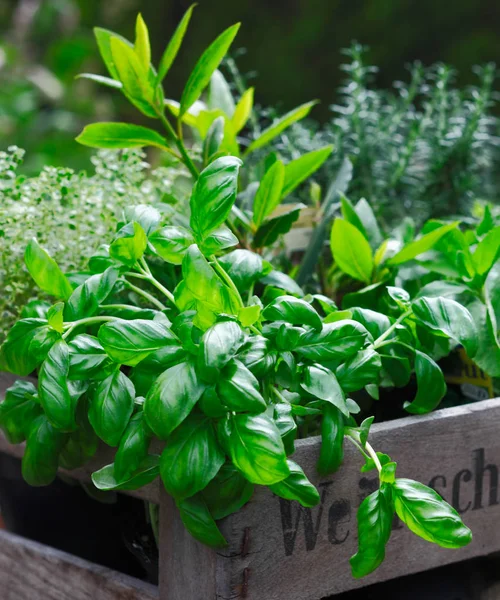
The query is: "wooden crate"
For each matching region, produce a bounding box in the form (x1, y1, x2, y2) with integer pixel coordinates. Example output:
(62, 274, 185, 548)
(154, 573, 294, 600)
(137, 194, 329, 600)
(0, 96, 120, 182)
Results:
(1, 372, 500, 599)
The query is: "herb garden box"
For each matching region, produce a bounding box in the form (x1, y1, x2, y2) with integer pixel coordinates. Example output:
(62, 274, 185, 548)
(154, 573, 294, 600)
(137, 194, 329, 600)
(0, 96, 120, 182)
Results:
(1, 373, 499, 600)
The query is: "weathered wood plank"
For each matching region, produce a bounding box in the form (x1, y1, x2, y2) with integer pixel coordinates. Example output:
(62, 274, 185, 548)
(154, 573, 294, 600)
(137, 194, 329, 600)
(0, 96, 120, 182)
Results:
(0, 529, 158, 600)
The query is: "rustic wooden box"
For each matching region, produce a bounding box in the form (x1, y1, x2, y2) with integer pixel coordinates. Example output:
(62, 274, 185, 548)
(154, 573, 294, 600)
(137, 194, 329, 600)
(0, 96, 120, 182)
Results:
(1, 372, 500, 600)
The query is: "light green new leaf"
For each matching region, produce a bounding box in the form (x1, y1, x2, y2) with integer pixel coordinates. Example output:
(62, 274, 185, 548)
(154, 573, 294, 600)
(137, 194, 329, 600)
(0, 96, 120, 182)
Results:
(282, 146, 333, 198)
(270, 460, 320, 508)
(157, 4, 196, 83)
(331, 219, 373, 284)
(232, 87, 254, 133)
(76, 123, 168, 149)
(93, 27, 133, 80)
(25, 239, 73, 300)
(301, 364, 349, 417)
(388, 222, 459, 265)
(252, 160, 285, 227)
(134, 14, 151, 71)
(109, 222, 148, 267)
(47, 302, 64, 333)
(473, 226, 500, 278)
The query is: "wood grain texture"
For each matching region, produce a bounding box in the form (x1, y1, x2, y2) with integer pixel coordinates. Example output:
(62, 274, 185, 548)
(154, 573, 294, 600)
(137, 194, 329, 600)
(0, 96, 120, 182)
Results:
(0, 529, 158, 600)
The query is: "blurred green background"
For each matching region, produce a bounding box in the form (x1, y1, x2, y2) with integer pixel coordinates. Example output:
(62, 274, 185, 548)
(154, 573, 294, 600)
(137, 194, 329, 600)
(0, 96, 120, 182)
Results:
(1, 0, 499, 173)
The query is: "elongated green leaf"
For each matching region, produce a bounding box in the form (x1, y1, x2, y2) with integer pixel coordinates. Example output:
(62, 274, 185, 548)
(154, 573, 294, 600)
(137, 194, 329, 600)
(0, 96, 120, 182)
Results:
(253, 203, 304, 248)
(412, 296, 477, 357)
(217, 359, 266, 413)
(202, 116, 225, 163)
(246, 101, 318, 154)
(388, 222, 459, 265)
(93, 27, 132, 80)
(160, 413, 224, 500)
(0, 380, 41, 444)
(202, 463, 254, 519)
(350, 485, 393, 578)
(331, 219, 373, 284)
(473, 226, 500, 278)
(189, 156, 242, 241)
(89, 370, 135, 446)
(157, 4, 195, 83)
(92, 455, 160, 491)
(77, 73, 122, 89)
(144, 361, 205, 439)
(134, 14, 151, 71)
(22, 415, 67, 486)
(232, 87, 254, 133)
(355, 198, 383, 249)
(180, 23, 240, 116)
(296, 320, 369, 361)
(224, 413, 289, 485)
(218, 250, 268, 292)
(282, 146, 333, 198)
(262, 296, 322, 331)
(114, 411, 151, 481)
(47, 302, 64, 333)
(76, 122, 168, 149)
(252, 160, 285, 228)
(99, 319, 176, 367)
(318, 404, 344, 475)
(209, 69, 235, 116)
(198, 321, 245, 382)
(177, 493, 227, 547)
(404, 350, 446, 414)
(340, 195, 367, 238)
(25, 239, 73, 300)
(270, 459, 320, 507)
(336, 348, 382, 393)
(274, 402, 297, 455)
(301, 364, 348, 416)
(65, 267, 118, 321)
(394, 479, 472, 548)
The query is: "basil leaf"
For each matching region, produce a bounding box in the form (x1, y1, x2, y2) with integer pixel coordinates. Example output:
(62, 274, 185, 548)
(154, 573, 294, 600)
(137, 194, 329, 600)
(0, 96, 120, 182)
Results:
(202, 462, 254, 520)
(282, 146, 333, 198)
(157, 4, 195, 82)
(336, 348, 382, 393)
(144, 361, 206, 439)
(218, 250, 268, 292)
(199, 226, 238, 255)
(350, 307, 390, 339)
(22, 414, 67, 486)
(274, 402, 297, 455)
(224, 413, 290, 485)
(68, 334, 114, 380)
(160, 413, 225, 500)
(89, 370, 135, 446)
(252, 160, 285, 227)
(47, 302, 64, 333)
(109, 222, 148, 267)
(380, 354, 412, 388)
(198, 386, 227, 418)
(318, 405, 344, 475)
(0, 380, 41, 444)
(394, 478, 472, 548)
(412, 296, 477, 358)
(387, 222, 459, 265)
(296, 320, 369, 361)
(262, 296, 322, 331)
(76, 122, 168, 149)
(98, 319, 177, 367)
(404, 350, 446, 414)
(237, 335, 276, 378)
(198, 321, 245, 382)
(350, 484, 394, 578)
(150, 226, 195, 265)
(65, 267, 118, 321)
(59, 396, 99, 470)
(301, 364, 349, 417)
(270, 459, 320, 508)
(0, 319, 60, 376)
(189, 156, 242, 241)
(176, 494, 227, 547)
(331, 219, 373, 284)
(260, 270, 304, 296)
(123, 204, 161, 236)
(24, 239, 73, 300)
(253, 203, 304, 248)
(217, 359, 267, 413)
(92, 455, 160, 491)
(114, 411, 151, 481)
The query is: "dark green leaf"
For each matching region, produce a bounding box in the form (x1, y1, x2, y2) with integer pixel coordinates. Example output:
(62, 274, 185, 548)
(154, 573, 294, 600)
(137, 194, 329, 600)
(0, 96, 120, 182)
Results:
(114, 411, 151, 481)
(404, 350, 446, 414)
(218, 250, 268, 292)
(25, 238, 73, 300)
(198, 321, 245, 382)
(0, 380, 41, 444)
(350, 308, 390, 340)
(253, 203, 304, 248)
(296, 320, 369, 361)
(237, 335, 276, 378)
(262, 296, 322, 331)
(260, 270, 304, 296)
(176, 493, 227, 547)
(301, 364, 349, 416)
(270, 459, 320, 508)
(92, 455, 160, 491)
(68, 334, 114, 380)
(65, 267, 118, 321)
(202, 463, 254, 519)
(59, 396, 99, 470)
(22, 414, 67, 486)
(202, 116, 225, 163)
(274, 402, 297, 455)
(336, 348, 382, 393)
(217, 359, 267, 413)
(318, 405, 344, 475)
(472, 226, 500, 278)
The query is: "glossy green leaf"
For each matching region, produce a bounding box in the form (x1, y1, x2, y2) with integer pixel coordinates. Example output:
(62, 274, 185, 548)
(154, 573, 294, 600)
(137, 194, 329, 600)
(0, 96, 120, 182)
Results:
(59, 397, 99, 470)
(65, 267, 118, 321)
(252, 160, 285, 228)
(318, 404, 344, 475)
(274, 402, 297, 455)
(199, 226, 238, 255)
(123, 205, 161, 236)
(331, 219, 373, 284)
(355, 198, 384, 249)
(25, 238, 73, 300)
(473, 226, 500, 278)
(237, 336, 276, 378)
(47, 302, 64, 333)
(0, 380, 41, 444)
(150, 226, 194, 265)
(260, 270, 304, 296)
(68, 335, 113, 381)
(301, 364, 349, 417)
(202, 116, 225, 163)
(202, 462, 254, 520)
(144, 361, 205, 439)
(177, 494, 227, 547)
(92, 455, 160, 491)
(232, 87, 254, 133)
(189, 156, 242, 241)
(22, 414, 67, 486)
(340, 195, 367, 238)
(76, 123, 168, 149)
(394, 479, 472, 548)
(218, 250, 268, 292)
(388, 222, 459, 265)
(404, 350, 446, 414)
(89, 370, 135, 446)
(253, 203, 304, 248)
(157, 4, 195, 83)
(77, 72, 122, 89)
(209, 70, 235, 116)
(198, 321, 245, 382)
(270, 460, 320, 508)
(336, 348, 382, 393)
(246, 101, 318, 154)
(134, 14, 151, 71)
(93, 27, 132, 80)
(350, 485, 393, 578)
(180, 23, 240, 116)
(114, 411, 151, 481)
(380, 354, 411, 388)
(282, 146, 333, 198)
(109, 222, 148, 267)
(217, 359, 266, 413)
(160, 413, 224, 500)
(262, 296, 322, 331)
(350, 308, 390, 340)
(296, 320, 369, 362)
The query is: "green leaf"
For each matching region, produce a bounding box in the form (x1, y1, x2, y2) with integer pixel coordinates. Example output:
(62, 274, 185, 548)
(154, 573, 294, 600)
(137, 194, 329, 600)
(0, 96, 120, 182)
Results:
(394, 479, 472, 548)
(65, 267, 118, 321)
(282, 146, 333, 198)
(252, 160, 285, 228)
(217, 359, 267, 413)
(350, 307, 390, 340)
(340, 195, 367, 238)
(134, 14, 151, 71)
(404, 350, 446, 415)
(76, 122, 168, 149)
(99, 319, 176, 367)
(202, 463, 254, 519)
(22, 414, 67, 486)
(160, 413, 225, 500)
(246, 101, 318, 154)
(0, 319, 60, 376)
(380, 354, 411, 387)
(350, 485, 393, 578)
(336, 348, 382, 393)
(89, 370, 135, 446)
(93, 27, 132, 80)
(189, 156, 242, 241)
(355, 198, 383, 249)
(144, 361, 205, 439)
(208, 69, 235, 116)
(92, 455, 160, 491)
(296, 320, 369, 361)
(270, 459, 320, 508)
(223, 413, 290, 485)
(218, 250, 268, 292)
(47, 302, 64, 333)
(123, 205, 161, 236)
(412, 296, 478, 358)
(301, 364, 349, 417)
(232, 87, 254, 133)
(202, 116, 225, 163)
(25, 239, 73, 300)
(150, 226, 194, 265)
(38, 340, 76, 431)
(262, 296, 322, 331)
(260, 270, 304, 296)
(237, 335, 276, 377)
(59, 397, 99, 470)
(388, 222, 460, 265)
(176, 494, 227, 547)
(477, 205, 494, 236)
(68, 335, 113, 381)
(253, 203, 304, 248)
(0, 380, 41, 444)
(157, 4, 195, 83)
(180, 23, 240, 116)
(199, 226, 238, 256)
(274, 402, 297, 455)
(198, 321, 245, 382)
(472, 226, 500, 278)
(331, 219, 373, 284)
(109, 222, 148, 267)
(77, 73, 122, 89)
(238, 304, 261, 328)
(317, 405, 344, 475)
(114, 411, 151, 481)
